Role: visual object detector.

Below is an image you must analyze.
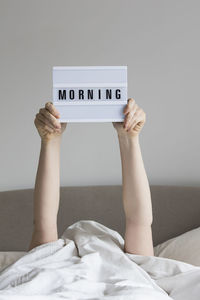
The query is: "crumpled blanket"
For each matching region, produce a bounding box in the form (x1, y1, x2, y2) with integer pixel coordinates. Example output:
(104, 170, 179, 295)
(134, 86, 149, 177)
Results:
(0, 220, 200, 299)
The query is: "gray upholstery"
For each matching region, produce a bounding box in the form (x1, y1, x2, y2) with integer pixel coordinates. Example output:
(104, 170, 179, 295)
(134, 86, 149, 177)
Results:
(0, 185, 200, 251)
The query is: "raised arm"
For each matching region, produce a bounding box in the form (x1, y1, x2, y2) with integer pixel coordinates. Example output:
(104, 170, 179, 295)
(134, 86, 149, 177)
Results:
(28, 102, 66, 251)
(113, 98, 154, 256)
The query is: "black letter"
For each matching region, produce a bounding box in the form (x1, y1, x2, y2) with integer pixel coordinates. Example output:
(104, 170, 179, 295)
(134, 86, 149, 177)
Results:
(69, 90, 75, 100)
(58, 90, 66, 100)
(98, 89, 101, 99)
(116, 89, 121, 99)
(106, 89, 112, 99)
(79, 90, 84, 99)
(87, 89, 93, 100)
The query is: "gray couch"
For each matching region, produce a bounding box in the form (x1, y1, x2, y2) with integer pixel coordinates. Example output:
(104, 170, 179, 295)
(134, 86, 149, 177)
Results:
(0, 185, 200, 251)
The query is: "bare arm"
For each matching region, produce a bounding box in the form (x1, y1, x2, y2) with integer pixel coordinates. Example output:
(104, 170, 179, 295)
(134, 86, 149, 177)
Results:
(28, 137, 61, 250)
(28, 102, 66, 251)
(113, 98, 154, 256)
(118, 134, 153, 256)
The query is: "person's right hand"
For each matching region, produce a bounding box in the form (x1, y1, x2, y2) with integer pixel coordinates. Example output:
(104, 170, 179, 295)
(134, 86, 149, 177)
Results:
(34, 102, 67, 142)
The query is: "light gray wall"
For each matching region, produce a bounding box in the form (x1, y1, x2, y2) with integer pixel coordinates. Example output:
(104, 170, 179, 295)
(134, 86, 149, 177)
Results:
(0, 0, 199, 192)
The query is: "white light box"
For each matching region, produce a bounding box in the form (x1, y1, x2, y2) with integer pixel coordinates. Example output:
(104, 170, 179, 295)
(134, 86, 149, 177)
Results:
(52, 66, 127, 122)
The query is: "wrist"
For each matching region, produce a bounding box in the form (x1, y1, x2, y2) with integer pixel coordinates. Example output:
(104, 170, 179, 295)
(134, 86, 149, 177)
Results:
(118, 133, 139, 145)
(41, 136, 61, 147)
(118, 134, 140, 153)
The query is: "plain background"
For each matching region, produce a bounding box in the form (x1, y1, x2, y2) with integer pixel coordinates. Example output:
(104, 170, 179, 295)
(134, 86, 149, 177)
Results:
(0, 0, 199, 192)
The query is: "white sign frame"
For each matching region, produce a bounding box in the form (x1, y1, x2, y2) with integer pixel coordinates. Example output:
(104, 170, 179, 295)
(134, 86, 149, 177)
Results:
(52, 66, 127, 123)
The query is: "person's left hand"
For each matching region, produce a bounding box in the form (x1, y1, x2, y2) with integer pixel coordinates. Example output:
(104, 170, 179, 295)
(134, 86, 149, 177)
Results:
(112, 98, 146, 138)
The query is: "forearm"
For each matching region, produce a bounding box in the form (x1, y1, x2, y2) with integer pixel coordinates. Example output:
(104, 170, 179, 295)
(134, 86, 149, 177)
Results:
(29, 137, 61, 249)
(118, 134, 152, 226)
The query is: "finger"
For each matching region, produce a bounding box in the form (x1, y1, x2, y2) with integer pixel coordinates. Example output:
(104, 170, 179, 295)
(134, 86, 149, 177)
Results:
(45, 102, 60, 118)
(34, 117, 54, 133)
(125, 110, 143, 130)
(123, 98, 136, 115)
(127, 114, 144, 132)
(124, 111, 134, 128)
(36, 112, 57, 130)
(124, 108, 139, 128)
(127, 120, 144, 132)
(127, 119, 138, 132)
(128, 109, 145, 127)
(39, 108, 61, 129)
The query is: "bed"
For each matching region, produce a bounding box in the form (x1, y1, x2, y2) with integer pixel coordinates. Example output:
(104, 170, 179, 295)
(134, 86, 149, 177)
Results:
(0, 185, 200, 299)
(0, 184, 200, 251)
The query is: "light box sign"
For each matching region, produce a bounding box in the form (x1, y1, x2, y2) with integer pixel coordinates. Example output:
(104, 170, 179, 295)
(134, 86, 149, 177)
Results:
(53, 66, 127, 122)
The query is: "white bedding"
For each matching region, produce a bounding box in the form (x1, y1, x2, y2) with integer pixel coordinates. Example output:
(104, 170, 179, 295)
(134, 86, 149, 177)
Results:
(0, 220, 200, 299)
(0, 252, 26, 272)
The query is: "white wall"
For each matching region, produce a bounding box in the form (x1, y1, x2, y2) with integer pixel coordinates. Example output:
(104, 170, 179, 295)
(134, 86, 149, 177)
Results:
(0, 0, 200, 192)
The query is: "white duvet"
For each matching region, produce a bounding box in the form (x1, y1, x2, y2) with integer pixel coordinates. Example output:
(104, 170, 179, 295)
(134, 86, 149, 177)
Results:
(0, 220, 200, 300)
